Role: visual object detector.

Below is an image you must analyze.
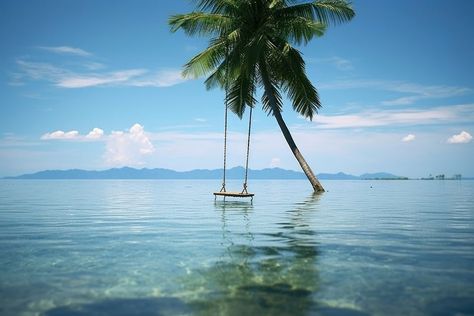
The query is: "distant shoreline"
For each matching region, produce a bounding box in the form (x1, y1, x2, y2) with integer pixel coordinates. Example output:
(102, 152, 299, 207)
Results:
(3, 167, 472, 180)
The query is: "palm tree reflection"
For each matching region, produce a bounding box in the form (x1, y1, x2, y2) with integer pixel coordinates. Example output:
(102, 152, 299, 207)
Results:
(193, 195, 321, 315)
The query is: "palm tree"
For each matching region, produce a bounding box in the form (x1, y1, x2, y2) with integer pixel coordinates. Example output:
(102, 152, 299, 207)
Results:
(169, 0, 355, 192)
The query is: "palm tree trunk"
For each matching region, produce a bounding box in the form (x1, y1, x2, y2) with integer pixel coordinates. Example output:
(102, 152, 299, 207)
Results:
(272, 109, 325, 192)
(259, 65, 325, 192)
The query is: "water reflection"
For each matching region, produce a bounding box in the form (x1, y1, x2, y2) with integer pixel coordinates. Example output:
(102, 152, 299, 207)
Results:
(42, 193, 369, 316)
(215, 200, 254, 263)
(5, 180, 473, 316)
(191, 194, 322, 315)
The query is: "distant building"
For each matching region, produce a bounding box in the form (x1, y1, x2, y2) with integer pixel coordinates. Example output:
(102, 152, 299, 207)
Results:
(422, 174, 462, 180)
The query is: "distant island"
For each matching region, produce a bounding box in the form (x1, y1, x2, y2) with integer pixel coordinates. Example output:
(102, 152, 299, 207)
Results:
(4, 167, 409, 180)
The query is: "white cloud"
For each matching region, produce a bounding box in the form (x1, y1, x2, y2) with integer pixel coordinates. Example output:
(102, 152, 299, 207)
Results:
(41, 124, 154, 166)
(105, 124, 155, 165)
(41, 128, 104, 141)
(310, 104, 474, 129)
(83, 62, 105, 70)
(309, 56, 353, 71)
(270, 157, 281, 168)
(40, 125, 154, 165)
(447, 131, 472, 144)
(38, 46, 92, 57)
(17, 60, 69, 81)
(57, 69, 147, 88)
(381, 83, 470, 106)
(402, 134, 416, 142)
(194, 118, 207, 123)
(86, 128, 104, 139)
(130, 69, 187, 87)
(41, 130, 79, 140)
(318, 79, 471, 106)
(16, 60, 187, 89)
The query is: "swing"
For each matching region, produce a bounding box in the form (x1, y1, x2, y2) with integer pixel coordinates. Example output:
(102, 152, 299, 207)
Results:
(214, 82, 254, 201)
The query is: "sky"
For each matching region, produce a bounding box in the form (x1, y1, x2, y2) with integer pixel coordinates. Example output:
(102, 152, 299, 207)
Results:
(0, 0, 473, 178)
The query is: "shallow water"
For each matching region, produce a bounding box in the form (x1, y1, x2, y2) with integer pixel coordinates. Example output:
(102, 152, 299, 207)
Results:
(0, 179, 473, 316)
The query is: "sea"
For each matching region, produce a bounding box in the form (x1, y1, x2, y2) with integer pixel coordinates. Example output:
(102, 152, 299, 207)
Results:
(0, 179, 473, 316)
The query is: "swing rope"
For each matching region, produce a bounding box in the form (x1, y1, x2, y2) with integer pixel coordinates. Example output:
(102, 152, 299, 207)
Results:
(218, 45, 253, 196)
(219, 45, 230, 193)
(242, 107, 252, 194)
(220, 105, 253, 194)
(219, 88, 229, 193)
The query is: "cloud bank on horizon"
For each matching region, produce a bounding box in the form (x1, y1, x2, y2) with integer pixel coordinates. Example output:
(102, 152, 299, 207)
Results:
(41, 124, 155, 166)
(36, 122, 472, 178)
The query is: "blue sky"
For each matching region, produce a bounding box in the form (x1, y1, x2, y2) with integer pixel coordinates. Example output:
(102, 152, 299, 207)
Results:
(1, 0, 473, 177)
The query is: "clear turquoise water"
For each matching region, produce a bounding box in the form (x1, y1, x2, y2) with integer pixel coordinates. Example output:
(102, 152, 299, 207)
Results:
(0, 180, 473, 316)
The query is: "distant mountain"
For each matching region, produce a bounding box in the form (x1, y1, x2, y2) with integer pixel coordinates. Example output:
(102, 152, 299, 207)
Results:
(5, 167, 304, 180)
(4, 167, 405, 180)
(317, 172, 359, 180)
(359, 172, 406, 179)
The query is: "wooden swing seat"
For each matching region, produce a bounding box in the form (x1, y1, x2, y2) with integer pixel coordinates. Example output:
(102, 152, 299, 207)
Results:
(214, 191, 254, 198)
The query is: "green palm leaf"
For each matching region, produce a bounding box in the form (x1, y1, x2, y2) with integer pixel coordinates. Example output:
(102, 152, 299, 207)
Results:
(313, 0, 355, 25)
(169, 12, 231, 36)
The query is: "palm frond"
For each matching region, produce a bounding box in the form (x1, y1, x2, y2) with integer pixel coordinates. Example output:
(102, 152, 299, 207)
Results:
(203, 29, 242, 90)
(275, 0, 354, 26)
(204, 63, 227, 90)
(182, 38, 227, 78)
(277, 17, 326, 45)
(274, 2, 316, 20)
(282, 46, 321, 119)
(269, 41, 320, 119)
(169, 12, 231, 36)
(196, 0, 239, 14)
(259, 57, 283, 115)
(226, 70, 257, 118)
(312, 0, 355, 25)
